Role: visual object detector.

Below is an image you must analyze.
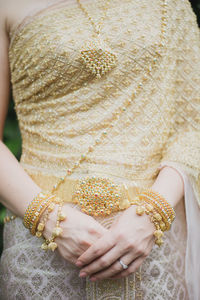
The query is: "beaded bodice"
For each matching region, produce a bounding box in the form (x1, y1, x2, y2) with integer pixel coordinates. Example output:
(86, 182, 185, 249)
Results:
(9, 0, 200, 200)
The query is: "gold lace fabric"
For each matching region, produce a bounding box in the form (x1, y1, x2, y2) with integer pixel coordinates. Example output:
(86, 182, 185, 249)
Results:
(4, 0, 200, 298)
(9, 0, 200, 207)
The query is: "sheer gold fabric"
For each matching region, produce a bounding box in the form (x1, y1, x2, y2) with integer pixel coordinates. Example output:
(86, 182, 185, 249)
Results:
(1, 0, 199, 298)
(9, 0, 200, 203)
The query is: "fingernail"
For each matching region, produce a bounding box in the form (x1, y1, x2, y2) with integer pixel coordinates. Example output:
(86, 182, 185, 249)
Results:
(79, 272, 87, 278)
(76, 261, 83, 267)
(90, 277, 97, 282)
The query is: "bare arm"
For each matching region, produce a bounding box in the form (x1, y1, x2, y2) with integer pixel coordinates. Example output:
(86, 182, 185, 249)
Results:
(0, 8, 42, 218)
(0, 4, 109, 270)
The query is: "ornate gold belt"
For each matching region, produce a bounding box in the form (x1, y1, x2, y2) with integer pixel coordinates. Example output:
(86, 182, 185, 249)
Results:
(28, 172, 143, 217)
(72, 176, 141, 216)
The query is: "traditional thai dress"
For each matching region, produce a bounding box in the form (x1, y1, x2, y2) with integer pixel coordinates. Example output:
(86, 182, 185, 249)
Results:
(0, 0, 199, 299)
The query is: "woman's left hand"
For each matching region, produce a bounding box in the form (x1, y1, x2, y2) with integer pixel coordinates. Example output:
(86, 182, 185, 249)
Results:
(75, 205, 155, 281)
(75, 166, 184, 281)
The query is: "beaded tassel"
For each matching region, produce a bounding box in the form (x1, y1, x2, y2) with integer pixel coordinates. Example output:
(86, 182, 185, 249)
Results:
(41, 199, 66, 252)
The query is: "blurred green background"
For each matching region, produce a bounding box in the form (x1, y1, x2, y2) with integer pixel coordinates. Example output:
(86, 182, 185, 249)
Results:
(0, 97, 22, 254)
(0, 1, 200, 255)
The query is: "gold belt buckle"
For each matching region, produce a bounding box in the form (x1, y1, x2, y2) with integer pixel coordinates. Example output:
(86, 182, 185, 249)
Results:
(72, 176, 131, 216)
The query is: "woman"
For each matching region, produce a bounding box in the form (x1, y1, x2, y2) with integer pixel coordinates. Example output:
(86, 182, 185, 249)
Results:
(0, 0, 199, 299)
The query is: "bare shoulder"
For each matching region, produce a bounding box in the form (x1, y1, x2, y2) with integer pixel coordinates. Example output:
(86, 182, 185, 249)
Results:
(0, 0, 8, 32)
(0, 0, 52, 35)
(0, 0, 28, 34)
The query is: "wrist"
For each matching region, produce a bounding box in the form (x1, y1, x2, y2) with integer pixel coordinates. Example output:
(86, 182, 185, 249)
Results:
(42, 204, 59, 240)
(128, 205, 155, 232)
(131, 187, 176, 246)
(151, 166, 184, 207)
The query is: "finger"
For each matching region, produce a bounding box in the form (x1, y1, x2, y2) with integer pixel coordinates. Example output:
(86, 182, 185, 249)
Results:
(117, 252, 134, 272)
(89, 252, 136, 281)
(110, 241, 154, 279)
(110, 256, 145, 279)
(79, 245, 126, 276)
(76, 232, 115, 267)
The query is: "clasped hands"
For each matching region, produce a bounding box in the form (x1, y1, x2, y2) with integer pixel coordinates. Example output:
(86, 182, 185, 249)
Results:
(43, 166, 182, 282)
(74, 165, 183, 281)
(44, 202, 155, 282)
(75, 205, 155, 281)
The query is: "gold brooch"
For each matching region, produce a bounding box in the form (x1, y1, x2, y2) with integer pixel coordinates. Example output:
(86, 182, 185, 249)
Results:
(72, 176, 123, 216)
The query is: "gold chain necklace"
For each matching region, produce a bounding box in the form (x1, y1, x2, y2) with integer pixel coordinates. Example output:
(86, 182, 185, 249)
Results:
(49, 0, 168, 215)
(77, 0, 118, 78)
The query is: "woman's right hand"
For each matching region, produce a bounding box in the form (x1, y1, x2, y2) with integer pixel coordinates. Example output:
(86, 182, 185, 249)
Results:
(43, 203, 108, 264)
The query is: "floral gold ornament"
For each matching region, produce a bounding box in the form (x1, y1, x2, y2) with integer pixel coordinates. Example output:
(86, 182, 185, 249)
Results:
(72, 176, 122, 216)
(77, 0, 117, 78)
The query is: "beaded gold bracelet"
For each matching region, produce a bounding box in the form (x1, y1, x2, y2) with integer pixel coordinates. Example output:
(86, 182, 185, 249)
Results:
(4, 215, 16, 223)
(41, 199, 66, 251)
(138, 197, 170, 231)
(30, 196, 59, 236)
(23, 191, 57, 235)
(138, 189, 175, 229)
(131, 189, 175, 246)
(132, 198, 165, 246)
(23, 191, 51, 228)
(35, 202, 56, 238)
